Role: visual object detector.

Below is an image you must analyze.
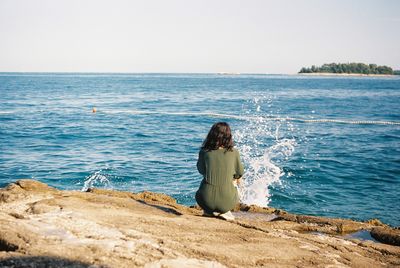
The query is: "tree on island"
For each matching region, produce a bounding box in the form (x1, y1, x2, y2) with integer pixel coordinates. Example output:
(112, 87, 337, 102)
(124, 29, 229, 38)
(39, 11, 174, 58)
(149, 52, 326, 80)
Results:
(299, 63, 395, 75)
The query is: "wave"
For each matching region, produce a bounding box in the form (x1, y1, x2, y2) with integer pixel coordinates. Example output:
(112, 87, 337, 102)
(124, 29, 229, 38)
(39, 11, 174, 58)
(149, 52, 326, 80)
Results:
(81, 170, 112, 192)
(2, 107, 398, 125)
(101, 109, 400, 125)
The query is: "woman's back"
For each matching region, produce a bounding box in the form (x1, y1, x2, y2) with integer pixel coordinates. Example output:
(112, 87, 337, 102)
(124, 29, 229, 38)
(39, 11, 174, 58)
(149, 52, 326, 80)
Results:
(195, 122, 244, 217)
(197, 148, 243, 186)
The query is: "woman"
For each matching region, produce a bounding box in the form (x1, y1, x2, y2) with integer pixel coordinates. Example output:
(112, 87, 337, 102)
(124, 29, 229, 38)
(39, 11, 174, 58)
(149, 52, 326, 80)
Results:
(195, 122, 244, 220)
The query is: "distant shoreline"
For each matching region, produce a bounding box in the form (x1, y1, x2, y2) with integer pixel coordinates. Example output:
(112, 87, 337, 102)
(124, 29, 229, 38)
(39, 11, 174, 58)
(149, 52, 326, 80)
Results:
(298, 72, 395, 77)
(0, 71, 398, 77)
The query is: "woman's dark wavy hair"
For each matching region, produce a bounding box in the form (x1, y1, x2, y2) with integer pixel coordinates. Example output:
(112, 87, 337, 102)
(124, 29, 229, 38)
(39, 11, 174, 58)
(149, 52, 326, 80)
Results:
(201, 122, 234, 151)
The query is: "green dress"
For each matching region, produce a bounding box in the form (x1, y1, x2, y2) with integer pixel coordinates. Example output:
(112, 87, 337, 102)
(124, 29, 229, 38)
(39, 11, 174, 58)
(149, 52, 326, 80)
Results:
(195, 148, 244, 214)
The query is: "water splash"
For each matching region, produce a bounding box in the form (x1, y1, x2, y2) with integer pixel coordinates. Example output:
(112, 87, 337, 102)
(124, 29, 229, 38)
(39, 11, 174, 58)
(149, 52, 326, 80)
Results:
(235, 96, 297, 207)
(81, 170, 112, 191)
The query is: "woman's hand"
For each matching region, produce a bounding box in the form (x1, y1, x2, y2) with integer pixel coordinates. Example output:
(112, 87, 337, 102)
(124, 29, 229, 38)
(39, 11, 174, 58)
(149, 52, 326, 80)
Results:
(233, 177, 242, 187)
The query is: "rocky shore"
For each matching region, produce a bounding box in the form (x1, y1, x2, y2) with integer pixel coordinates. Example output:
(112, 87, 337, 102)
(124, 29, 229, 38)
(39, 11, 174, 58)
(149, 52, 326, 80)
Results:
(0, 180, 399, 267)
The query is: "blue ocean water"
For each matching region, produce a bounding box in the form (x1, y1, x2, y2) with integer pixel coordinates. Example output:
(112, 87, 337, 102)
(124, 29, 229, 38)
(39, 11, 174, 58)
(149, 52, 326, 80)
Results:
(1, 73, 399, 226)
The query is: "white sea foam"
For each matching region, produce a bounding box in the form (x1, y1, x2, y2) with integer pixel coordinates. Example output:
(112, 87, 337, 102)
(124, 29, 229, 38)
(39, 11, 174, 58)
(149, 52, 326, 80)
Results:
(235, 97, 297, 207)
(81, 170, 112, 191)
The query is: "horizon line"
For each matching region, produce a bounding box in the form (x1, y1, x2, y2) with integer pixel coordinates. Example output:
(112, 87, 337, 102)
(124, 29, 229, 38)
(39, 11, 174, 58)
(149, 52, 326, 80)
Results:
(0, 71, 298, 75)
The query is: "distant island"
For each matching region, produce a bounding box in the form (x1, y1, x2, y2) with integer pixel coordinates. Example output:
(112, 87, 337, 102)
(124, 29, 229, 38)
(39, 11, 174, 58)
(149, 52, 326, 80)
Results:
(299, 62, 399, 75)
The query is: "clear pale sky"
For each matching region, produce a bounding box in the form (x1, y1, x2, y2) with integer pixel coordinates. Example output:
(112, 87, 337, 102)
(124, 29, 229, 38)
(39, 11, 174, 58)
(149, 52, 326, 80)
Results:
(0, 0, 399, 73)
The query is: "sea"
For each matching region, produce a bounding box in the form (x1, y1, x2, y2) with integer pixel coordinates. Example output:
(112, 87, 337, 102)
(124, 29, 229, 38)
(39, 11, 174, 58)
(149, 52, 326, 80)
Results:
(1, 73, 399, 226)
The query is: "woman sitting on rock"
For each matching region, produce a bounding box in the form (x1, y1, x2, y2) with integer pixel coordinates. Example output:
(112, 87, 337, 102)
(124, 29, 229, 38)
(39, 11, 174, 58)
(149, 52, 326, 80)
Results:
(195, 122, 244, 221)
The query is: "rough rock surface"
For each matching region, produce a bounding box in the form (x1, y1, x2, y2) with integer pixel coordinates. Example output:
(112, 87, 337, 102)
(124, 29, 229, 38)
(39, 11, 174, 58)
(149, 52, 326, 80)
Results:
(0, 180, 399, 268)
(371, 227, 400, 247)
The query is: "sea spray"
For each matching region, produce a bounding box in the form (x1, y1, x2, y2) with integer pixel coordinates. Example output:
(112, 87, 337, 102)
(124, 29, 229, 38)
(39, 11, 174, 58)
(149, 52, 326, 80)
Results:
(235, 96, 297, 207)
(81, 170, 113, 191)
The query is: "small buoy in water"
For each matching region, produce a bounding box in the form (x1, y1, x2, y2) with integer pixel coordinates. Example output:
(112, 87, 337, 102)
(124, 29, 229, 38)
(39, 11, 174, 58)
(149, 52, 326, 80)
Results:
(92, 107, 97, 113)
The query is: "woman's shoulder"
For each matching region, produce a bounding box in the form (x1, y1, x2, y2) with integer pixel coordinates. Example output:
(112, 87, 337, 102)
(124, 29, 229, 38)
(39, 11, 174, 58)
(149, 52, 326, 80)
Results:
(225, 148, 240, 156)
(199, 148, 213, 155)
(231, 147, 239, 154)
(200, 147, 239, 154)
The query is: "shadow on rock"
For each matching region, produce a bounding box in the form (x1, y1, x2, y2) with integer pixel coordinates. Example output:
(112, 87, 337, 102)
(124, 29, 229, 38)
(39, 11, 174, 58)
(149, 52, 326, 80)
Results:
(0, 256, 107, 268)
(137, 200, 183, 215)
(371, 227, 400, 246)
